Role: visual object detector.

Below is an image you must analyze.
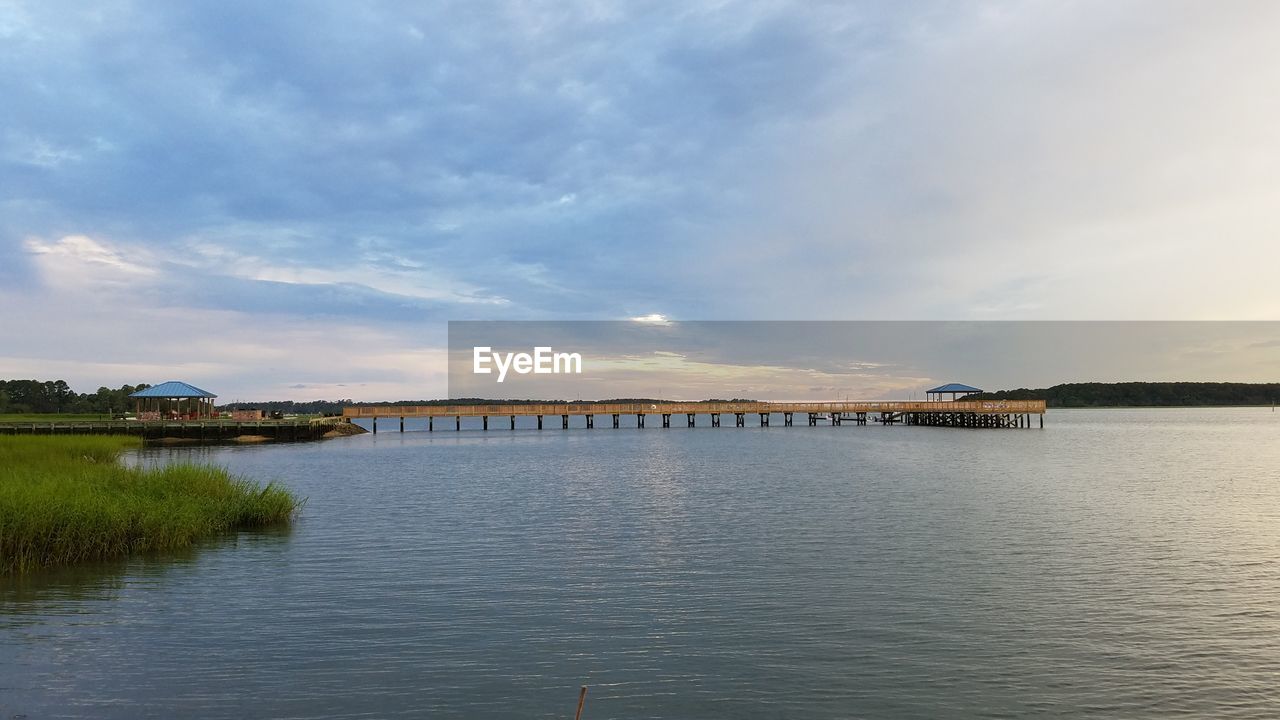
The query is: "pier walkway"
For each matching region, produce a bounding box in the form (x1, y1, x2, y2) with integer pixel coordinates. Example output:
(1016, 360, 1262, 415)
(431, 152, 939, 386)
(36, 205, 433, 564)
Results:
(0, 418, 333, 441)
(344, 400, 1047, 432)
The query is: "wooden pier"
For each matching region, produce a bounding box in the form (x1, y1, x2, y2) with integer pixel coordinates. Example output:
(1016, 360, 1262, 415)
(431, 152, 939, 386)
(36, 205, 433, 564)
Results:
(0, 418, 335, 441)
(343, 400, 1046, 433)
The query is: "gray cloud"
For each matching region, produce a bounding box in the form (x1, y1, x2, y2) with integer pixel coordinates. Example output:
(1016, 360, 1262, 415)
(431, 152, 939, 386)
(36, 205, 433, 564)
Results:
(1, 1, 1277, 399)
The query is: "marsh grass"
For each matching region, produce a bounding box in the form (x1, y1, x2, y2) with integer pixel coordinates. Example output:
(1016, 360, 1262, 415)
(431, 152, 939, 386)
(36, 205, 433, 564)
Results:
(1, 436, 301, 574)
(0, 413, 122, 422)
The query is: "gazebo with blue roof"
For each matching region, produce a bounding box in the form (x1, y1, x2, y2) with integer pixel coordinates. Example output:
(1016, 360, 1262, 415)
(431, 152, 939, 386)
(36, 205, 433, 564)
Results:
(926, 383, 983, 402)
(129, 381, 218, 420)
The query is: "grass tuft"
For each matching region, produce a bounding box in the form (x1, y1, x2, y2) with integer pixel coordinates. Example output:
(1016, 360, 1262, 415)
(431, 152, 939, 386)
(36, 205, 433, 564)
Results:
(0, 436, 301, 574)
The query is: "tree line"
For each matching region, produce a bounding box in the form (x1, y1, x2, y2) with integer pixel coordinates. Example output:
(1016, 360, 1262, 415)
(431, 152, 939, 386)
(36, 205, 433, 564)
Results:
(0, 380, 152, 415)
(972, 382, 1280, 407)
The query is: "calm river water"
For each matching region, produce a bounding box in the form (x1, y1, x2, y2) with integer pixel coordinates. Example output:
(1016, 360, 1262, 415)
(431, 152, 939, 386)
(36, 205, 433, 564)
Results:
(3, 408, 1280, 718)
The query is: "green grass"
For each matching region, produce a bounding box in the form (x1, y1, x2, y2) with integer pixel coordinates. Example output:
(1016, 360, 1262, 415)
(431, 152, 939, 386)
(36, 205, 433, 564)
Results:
(0, 413, 126, 423)
(0, 435, 302, 574)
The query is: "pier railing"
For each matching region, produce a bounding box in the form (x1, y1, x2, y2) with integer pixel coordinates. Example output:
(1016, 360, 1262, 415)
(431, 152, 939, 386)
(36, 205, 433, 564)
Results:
(343, 400, 1046, 418)
(0, 418, 329, 440)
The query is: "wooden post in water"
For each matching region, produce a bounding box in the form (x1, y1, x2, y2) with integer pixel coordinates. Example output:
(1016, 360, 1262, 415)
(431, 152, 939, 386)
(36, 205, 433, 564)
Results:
(574, 686, 587, 720)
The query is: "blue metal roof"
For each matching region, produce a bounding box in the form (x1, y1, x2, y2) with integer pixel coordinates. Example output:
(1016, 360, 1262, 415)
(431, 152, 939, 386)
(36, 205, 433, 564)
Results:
(129, 381, 217, 399)
(927, 383, 983, 394)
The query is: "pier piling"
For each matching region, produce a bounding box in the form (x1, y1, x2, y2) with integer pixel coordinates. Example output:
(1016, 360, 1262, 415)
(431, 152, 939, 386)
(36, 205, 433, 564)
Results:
(332, 400, 1047, 436)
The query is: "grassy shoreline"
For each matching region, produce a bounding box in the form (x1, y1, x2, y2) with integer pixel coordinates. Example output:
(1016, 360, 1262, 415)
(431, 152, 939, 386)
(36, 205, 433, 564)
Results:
(0, 435, 301, 575)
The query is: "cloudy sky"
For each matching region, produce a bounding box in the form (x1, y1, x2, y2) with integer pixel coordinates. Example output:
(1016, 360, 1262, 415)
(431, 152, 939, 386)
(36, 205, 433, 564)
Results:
(2, 1, 1278, 400)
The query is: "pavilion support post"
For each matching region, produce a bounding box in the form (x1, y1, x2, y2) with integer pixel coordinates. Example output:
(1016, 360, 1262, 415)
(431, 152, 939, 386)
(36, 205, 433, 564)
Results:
(586, 415, 594, 429)
(510, 415, 516, 430)
(537, 415, 543, 430)
(612, 414, 619, 429)
(687, 413, 695, 427)
(637, 413, 645, 428)
(400, 417, 404, 433)
(429, 417, 433, 432)
(735, 413, 744, 427)
(456, 416, 461, 431)
(759, 413, 769, 427)
(372, 417, 377, 434)
(562, 414, 569, 429)
(662, 414, 670, 428)
(483, 416, 488, 431)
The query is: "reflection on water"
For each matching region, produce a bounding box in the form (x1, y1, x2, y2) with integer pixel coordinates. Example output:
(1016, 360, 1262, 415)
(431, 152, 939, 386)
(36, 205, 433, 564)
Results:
(1, 528, 293, 628)
(3, 409, 1280, 719)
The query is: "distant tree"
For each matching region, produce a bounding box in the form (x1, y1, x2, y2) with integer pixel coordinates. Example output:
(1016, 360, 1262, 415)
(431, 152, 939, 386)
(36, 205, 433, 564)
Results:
(973, 382, 1280, 407)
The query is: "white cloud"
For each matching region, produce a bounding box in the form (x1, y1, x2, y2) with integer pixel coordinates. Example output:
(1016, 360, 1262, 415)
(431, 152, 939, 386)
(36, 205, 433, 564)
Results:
(25, 234, 156, 281)
(675, 1, 1280, 320)
(630, 313, 671, 324)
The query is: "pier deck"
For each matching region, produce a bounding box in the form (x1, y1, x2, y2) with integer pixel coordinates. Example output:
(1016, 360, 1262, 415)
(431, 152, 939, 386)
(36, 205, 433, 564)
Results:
(0, 418, 331, 441)
(344, 400, 1046, 432)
